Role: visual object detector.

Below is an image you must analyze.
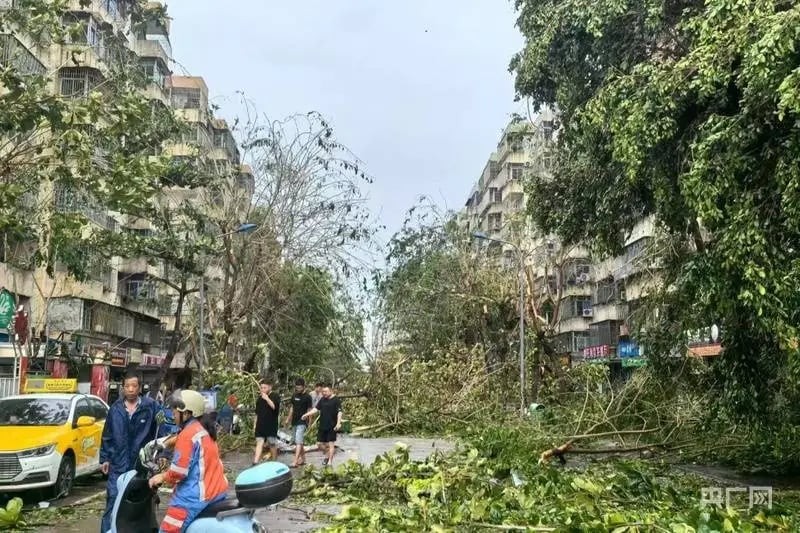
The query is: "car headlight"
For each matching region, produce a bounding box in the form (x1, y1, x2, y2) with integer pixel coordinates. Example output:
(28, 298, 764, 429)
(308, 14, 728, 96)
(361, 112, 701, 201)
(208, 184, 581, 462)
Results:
(18, 445, 56, 458)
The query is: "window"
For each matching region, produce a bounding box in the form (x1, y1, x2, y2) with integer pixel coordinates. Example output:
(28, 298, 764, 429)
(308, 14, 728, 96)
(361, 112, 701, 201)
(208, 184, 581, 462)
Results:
(589, 320, 622, 347)
(542, 120, 554, 140)
(126, 227, 154, 238)
(105, 0, 121, 20)
(59, 67, 101, 98)
(89, 398, 108, 421)
(489, 187, 502, 204)
(74, 399, 93, 421)
(563, 296, 592, 318)
(595, 279, 624, 305)
(140, 58, 166, 88)
(624, 237, 650, 262)
(488, 213, 502, 231)
(171, 87, 202, 109)
(510, 164, 524, 181)
(0, 398, 71, 426)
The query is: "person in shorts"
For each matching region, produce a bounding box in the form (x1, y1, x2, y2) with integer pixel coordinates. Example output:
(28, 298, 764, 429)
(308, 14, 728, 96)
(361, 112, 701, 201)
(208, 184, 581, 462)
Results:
(284, 378, 313, 467)
(302, 383, 342, 467)
(253, 378, 280, 465)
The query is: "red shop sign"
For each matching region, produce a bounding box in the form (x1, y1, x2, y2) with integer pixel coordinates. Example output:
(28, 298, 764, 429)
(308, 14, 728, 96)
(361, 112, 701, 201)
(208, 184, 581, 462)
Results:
(583, 344, 610, 359)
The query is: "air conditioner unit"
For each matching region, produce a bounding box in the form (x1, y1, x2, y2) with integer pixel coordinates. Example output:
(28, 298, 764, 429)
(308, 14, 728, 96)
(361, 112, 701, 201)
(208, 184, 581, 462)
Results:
(582, 308, 594, 318)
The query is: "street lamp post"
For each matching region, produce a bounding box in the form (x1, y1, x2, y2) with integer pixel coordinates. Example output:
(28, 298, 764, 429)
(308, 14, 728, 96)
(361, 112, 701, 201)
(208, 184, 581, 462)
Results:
(472, 232, 527, 413)
(198, 223, 258, 385)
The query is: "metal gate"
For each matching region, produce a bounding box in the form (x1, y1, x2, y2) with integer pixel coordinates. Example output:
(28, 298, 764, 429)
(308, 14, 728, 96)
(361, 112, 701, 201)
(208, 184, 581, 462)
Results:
(0, 377, 18, 398)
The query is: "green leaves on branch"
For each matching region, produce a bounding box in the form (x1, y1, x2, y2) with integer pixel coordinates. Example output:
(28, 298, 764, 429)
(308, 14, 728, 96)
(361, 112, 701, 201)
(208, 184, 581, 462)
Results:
(297, 432, 800, 532)
(512, 0, 800, 421)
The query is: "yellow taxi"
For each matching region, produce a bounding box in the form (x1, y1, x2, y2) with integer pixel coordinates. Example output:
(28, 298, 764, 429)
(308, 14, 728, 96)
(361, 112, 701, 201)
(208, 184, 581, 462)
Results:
(0, 378, 108, 498)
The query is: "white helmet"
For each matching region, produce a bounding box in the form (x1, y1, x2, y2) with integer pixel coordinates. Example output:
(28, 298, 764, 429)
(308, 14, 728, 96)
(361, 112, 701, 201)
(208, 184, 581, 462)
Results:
(170, 389, 206, 416)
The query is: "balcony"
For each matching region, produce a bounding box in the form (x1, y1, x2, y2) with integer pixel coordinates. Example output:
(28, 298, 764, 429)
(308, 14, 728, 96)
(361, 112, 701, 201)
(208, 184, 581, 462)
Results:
(68, 0, 126, 28)
(589, 303, 624, 324)
(57, 42, 110, 72)
(54, 185, 118, 232)
(561, 284, 592, 299)
(503, 179, 524, 198)
(0, 34, 46, 75)
(557, 316, 591, 334)
(142, 82, 169, 104)
(135, 38, 170, 65)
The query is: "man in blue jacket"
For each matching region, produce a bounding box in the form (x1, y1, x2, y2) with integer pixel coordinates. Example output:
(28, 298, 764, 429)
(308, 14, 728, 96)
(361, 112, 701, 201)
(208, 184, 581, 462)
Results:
(99, 371, 158, 533)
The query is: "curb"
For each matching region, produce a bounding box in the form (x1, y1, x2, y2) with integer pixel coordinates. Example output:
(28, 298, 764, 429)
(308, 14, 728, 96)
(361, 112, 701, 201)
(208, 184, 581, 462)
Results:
(66, 489, 105, 508)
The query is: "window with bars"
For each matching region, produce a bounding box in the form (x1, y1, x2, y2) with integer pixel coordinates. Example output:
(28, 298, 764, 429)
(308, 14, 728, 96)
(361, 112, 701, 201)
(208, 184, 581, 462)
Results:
(562, 297, 593, 319)
(0, 34, 46, 76)
(59, 67, 101, 98)
(595, 279, 624, 305)
(589, 320, 622, 347)
(171, 87, 202, 109)
(555, 331, 590, 353)
(179, 124, 211, 147)
(140, 58, 167, 88)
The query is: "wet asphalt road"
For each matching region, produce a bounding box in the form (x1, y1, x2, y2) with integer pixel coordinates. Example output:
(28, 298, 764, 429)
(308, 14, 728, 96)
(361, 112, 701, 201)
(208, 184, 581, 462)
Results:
(0, 471, 107, 511)
(27, 436, 454, 533)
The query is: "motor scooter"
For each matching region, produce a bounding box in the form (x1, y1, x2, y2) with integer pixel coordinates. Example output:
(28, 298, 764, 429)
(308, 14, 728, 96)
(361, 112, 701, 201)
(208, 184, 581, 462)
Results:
(107, 436, 293, 533)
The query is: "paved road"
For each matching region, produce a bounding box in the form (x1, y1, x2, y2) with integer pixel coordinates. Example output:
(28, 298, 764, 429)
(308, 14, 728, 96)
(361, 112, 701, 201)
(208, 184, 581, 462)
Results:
(0, 471, 107, 511)
(32, 436, 453, 533)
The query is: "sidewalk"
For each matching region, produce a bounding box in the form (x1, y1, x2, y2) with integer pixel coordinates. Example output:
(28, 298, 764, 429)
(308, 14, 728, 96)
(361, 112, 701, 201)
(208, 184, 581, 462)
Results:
(36, 436, 453, 533)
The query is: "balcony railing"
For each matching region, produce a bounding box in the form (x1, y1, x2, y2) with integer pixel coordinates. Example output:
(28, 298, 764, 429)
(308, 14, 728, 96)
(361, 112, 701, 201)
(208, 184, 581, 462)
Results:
(0, 34, 46, 76)
(53, 185, 118, 232)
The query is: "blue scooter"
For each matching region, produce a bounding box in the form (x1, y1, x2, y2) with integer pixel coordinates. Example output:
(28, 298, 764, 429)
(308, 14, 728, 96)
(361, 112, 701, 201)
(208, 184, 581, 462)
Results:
(107, 436, 293, 533)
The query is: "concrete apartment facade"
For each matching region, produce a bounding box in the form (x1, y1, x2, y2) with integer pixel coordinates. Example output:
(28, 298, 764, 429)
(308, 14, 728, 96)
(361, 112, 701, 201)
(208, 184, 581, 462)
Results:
(460, 109, 655, 371)
(0, 1, 251, 391)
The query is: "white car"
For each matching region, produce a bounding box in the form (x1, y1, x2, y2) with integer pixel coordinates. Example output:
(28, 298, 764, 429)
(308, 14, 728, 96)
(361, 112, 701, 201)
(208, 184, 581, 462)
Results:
(0, 393, 108, 498)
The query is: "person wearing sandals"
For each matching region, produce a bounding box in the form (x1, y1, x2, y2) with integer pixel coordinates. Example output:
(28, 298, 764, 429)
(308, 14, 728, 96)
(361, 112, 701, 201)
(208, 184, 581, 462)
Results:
(284, 378, 313, 468)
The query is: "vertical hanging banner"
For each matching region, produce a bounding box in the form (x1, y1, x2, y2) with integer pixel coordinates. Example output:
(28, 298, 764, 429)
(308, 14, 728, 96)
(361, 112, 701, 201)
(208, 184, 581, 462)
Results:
(0, 289, 14, 330)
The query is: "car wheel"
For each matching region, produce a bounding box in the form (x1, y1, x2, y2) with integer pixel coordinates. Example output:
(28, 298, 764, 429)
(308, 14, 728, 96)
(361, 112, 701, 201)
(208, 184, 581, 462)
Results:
(51, 455, 75, 499)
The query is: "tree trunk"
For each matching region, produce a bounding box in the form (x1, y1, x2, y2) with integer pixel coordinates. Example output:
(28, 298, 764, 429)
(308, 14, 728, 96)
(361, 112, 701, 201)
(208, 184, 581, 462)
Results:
(150, 279, 188, 398)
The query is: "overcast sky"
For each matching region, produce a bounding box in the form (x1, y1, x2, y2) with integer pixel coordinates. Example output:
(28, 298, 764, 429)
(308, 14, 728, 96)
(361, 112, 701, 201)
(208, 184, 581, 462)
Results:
(166, 1, 525, 253)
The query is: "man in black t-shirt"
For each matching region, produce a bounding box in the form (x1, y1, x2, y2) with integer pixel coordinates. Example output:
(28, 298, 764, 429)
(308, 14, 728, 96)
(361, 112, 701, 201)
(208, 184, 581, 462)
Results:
(253, 378, 281, 465)
(284, 378, 313, 467)
(302, 383, 342, 467)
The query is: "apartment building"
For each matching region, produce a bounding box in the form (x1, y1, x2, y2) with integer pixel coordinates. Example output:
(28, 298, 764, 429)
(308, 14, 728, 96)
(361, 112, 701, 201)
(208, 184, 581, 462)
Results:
(461, 110, 660, 371)
(577, 217, 657, 374)
(461, 111, 595, 365)
(0, 1, 251, 387)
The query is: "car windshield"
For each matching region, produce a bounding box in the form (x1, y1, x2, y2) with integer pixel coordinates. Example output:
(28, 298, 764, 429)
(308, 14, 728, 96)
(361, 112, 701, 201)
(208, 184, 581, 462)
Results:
(0, 398, 71, 426)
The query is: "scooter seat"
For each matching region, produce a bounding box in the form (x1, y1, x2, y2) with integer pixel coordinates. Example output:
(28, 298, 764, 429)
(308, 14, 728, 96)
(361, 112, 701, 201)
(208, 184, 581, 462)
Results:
(197, 498, 244, 519)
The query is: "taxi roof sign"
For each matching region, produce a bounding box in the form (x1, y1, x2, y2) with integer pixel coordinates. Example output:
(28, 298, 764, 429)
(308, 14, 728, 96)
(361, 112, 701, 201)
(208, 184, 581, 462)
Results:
(24, 378, 78, 394)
